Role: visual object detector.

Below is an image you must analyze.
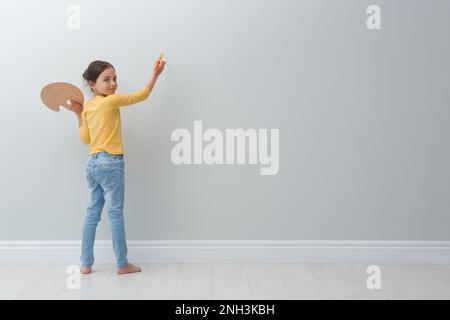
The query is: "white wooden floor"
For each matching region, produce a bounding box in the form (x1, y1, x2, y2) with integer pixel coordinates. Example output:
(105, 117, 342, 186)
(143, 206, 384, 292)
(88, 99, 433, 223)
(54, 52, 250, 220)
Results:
(1, 264, 449, 300)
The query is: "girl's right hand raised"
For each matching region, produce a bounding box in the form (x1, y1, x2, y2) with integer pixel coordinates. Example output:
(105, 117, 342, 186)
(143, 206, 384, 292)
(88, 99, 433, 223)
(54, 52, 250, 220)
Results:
(153, 57, 166, 77)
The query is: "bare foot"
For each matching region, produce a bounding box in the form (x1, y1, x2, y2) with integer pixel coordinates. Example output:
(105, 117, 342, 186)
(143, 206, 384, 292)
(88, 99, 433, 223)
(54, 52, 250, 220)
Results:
(117, 263, 141, 275)
(80, 266, 92, 274)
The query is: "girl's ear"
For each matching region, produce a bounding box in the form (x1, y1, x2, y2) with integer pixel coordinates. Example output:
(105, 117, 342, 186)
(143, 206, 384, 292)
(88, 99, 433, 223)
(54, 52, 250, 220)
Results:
(87, 80, 95, 92)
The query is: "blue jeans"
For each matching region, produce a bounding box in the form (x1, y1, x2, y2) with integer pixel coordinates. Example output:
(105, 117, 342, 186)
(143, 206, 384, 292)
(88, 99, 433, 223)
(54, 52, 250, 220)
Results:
(80, 151, 128, 268)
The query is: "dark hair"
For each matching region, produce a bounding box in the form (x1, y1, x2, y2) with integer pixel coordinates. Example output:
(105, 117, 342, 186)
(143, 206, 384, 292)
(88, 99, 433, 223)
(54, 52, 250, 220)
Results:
(82, 60, 115, 92)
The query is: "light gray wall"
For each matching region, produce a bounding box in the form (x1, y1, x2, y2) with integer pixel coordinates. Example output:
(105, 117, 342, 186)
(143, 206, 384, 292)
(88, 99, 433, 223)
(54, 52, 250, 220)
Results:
(1, 0, 449, 241)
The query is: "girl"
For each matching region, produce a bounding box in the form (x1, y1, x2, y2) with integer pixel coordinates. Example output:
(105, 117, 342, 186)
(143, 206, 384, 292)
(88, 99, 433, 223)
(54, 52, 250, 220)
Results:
(66, 57, 166, 275)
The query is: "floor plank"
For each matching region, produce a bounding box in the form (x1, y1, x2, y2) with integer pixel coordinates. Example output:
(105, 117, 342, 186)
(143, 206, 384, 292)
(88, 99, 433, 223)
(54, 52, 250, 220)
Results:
(95, 264, 147, 299)
(409, 264, 450, 299)
(276, 264, 332, 299)
(307, 264, 372, 300)
(173, 264, 213, 300)
(381, 265, 450, 299)
(16, 265, 69, 299)
(0, 265, 49, 300)
(134, 264, 179, 300)
(244, 264, 290, 300)
(0, 265, 16, 282)
(212, 264, 252, 300)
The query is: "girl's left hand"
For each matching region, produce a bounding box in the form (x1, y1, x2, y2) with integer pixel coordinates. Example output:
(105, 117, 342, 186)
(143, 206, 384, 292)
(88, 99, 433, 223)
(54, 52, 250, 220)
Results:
(64, 100, 83, 114)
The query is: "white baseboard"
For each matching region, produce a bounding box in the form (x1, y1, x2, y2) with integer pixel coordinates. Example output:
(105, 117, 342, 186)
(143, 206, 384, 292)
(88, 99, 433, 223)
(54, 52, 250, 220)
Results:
(1, 240, 450, 264)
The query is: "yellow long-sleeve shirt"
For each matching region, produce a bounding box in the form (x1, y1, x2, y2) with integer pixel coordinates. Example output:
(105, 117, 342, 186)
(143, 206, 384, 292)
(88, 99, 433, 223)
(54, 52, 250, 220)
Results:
(79, 85, 150, 154)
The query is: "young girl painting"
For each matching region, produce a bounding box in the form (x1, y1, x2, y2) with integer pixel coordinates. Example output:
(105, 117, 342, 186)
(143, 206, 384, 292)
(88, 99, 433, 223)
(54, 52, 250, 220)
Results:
(66, 56, 166, 275)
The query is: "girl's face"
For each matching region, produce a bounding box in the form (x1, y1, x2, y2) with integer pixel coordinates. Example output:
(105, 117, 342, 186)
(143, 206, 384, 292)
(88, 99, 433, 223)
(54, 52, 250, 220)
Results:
(89, 67, 117, 96)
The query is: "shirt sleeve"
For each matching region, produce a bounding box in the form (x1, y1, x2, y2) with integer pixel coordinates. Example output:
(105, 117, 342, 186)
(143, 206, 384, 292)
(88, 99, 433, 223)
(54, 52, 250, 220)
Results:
(113, 86, 151, 108)
(79, 110, 90, 145)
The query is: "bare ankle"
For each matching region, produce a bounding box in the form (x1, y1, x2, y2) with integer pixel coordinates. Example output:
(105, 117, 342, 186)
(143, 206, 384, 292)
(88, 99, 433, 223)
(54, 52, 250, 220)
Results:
(80, 266, 92, 274)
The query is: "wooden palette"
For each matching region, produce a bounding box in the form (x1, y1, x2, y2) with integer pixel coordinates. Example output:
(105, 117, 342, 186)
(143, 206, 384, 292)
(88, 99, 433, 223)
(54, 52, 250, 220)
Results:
(40, 82, 84, 112)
